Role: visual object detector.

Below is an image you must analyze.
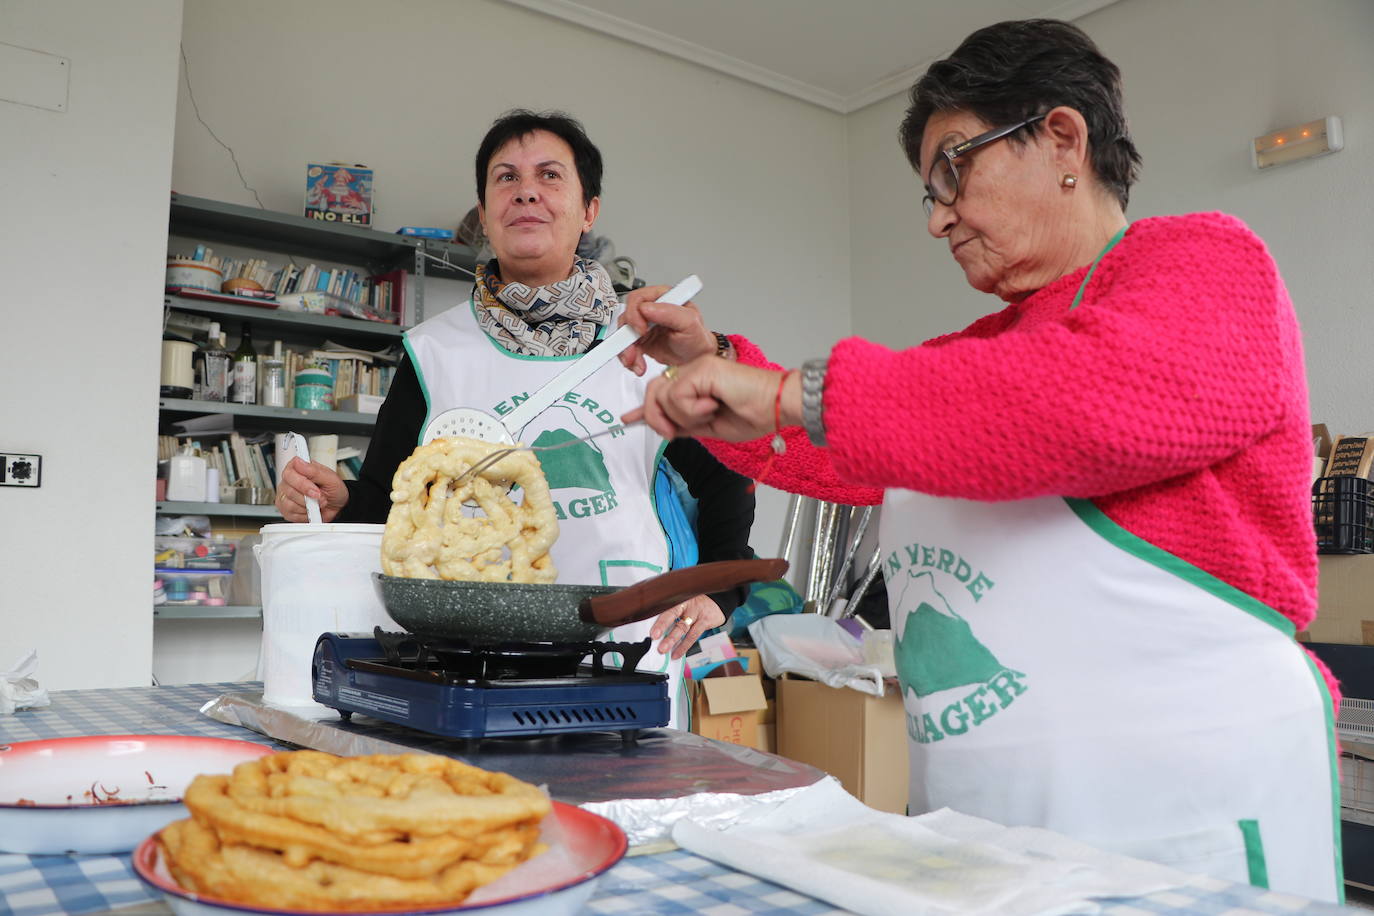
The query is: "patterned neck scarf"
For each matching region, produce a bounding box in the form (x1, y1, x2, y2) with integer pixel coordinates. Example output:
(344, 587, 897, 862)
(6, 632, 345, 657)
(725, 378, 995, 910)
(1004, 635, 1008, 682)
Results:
(473, 257, 617, 357)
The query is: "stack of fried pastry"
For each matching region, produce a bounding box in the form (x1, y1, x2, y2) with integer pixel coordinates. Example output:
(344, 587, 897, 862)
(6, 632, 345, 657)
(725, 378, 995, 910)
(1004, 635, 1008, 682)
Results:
(156, 750, 551, 911)
(381, 436, 559, 584)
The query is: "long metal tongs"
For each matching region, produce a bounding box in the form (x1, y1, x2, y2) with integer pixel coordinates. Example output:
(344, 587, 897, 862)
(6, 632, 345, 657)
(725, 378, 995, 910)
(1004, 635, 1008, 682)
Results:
(451, 423, 639, 486)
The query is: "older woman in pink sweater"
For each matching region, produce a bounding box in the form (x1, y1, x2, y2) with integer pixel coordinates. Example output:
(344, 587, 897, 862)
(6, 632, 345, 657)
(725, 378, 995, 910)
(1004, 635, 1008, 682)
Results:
(621, 18, 1340, 904)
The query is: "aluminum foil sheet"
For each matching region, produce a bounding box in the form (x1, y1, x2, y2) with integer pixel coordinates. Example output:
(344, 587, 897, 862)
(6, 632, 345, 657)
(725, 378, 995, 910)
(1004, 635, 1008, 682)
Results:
(201, 690, 824, 847)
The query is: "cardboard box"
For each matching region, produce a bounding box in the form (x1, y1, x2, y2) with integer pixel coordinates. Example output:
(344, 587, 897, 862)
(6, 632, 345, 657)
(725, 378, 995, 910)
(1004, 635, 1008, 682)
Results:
(1300, 555, 1374, 645)
(689, 672, 768, 748)
(305, 162, 374, 226)
(776, 675, 910, 814)
(734, 647, 775, 722)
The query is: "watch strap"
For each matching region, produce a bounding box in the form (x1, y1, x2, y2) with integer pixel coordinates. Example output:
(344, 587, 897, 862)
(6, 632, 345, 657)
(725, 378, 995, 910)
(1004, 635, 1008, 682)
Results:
(801, 358, 828, 447)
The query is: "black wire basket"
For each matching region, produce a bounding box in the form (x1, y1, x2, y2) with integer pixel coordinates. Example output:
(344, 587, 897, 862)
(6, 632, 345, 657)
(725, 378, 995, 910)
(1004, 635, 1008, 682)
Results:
(1313, 476, 1374, 554)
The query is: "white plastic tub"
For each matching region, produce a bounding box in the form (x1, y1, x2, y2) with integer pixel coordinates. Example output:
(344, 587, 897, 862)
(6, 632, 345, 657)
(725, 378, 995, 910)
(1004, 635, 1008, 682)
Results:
(254, 523, 389, 710)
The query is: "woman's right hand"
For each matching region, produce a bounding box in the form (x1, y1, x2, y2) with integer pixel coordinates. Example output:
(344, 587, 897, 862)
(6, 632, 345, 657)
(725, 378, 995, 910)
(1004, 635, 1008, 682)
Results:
(624, 356, 801, 443)
(618, 284, 719, 375)
(274, 456, 349, 523)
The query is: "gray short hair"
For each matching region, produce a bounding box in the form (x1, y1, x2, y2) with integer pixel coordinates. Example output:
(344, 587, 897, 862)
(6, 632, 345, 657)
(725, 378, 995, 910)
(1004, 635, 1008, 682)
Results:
(899, 19, 1141, 210)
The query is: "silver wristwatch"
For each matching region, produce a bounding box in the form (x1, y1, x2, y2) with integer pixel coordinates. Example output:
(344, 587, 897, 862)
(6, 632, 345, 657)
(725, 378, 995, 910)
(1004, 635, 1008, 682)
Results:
(800, 358, 828, 447)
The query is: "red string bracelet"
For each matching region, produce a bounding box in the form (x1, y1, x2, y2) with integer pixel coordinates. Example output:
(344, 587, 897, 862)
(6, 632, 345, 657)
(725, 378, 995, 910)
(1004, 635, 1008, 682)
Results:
(749, 370, 793, 494)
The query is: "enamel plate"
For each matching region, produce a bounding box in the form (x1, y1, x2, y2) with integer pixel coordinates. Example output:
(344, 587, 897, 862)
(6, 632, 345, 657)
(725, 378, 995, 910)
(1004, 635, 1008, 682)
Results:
(0, 734, 275, 854)
(133, 801, 627, 916)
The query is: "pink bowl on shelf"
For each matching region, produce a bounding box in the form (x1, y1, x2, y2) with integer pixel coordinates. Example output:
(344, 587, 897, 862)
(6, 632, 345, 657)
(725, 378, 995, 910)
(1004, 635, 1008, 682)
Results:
(132, 800, 627, 916)
(0, 734, 275, 855)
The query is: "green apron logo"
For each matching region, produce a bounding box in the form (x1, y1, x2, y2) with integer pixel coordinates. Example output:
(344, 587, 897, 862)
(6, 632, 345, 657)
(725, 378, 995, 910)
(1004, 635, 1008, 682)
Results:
(892, 569, 1028, 744)
(532, 427, 613, 492)
(519, 406, 621, 520)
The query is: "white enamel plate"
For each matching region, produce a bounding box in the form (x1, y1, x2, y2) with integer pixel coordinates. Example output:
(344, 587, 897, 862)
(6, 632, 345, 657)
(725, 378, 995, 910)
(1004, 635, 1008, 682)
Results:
(0, 734, 275, 854)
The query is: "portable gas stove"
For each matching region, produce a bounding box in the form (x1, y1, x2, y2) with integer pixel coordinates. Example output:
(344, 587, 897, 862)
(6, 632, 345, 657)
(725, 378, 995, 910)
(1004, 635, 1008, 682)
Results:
(312, 630, 670, 741)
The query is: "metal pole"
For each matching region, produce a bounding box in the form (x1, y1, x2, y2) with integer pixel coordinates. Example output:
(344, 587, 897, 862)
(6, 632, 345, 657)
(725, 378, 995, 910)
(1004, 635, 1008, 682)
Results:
(824, 505, 872, 614)
(776, 492, 803, 565)
(804, 500, 832, 607)
(841, 548, 884, 621)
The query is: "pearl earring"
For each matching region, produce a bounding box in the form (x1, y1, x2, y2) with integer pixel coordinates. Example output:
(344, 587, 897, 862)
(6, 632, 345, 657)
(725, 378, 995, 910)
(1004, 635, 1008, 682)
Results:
(1061, 174, 1078, 188)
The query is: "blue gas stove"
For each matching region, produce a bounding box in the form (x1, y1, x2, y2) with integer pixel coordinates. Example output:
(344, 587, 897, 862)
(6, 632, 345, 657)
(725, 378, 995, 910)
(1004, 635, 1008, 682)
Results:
(311, 630, 670, 740)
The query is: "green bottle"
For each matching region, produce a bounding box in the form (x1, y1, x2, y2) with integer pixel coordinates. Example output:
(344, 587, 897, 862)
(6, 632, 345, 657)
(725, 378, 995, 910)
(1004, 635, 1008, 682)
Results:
(231, 322, 257, 404)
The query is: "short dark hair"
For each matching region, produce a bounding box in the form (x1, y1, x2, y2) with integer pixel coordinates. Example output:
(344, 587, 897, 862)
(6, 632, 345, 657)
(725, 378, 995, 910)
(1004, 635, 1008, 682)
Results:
(899, 19, 1141, 210)
(475, 109, 603, 206)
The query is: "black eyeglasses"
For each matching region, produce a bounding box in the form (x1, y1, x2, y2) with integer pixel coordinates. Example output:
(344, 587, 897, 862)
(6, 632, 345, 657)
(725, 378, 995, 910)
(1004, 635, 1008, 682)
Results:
(922, 114, 1046, 217)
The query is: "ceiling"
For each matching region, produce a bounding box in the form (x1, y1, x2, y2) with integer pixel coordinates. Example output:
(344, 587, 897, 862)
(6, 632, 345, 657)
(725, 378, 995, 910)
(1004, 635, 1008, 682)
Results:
(499, 0, 1120, 113)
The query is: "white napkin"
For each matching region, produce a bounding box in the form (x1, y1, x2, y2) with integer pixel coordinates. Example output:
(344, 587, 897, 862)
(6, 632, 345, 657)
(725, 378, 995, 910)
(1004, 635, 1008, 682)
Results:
(1, 650, 51, 714)
(672, 778, 1191, 916)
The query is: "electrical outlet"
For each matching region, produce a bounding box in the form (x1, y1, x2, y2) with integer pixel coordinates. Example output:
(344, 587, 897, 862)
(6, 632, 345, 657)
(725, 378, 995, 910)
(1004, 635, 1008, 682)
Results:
(0, 453, 42, 487)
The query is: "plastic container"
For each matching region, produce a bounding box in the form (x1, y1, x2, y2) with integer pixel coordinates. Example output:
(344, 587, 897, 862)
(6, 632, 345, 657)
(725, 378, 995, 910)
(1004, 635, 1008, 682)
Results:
(260, 357, 286, 407)
(165, 450, 207, 502)
(1313, 476, 1374, 554)
(159, 340, 195, 397)
(254, 523, 389, 709)
(154, 536, 236, 571)
(155, 569, 233, 605)
(293, 367, 334, 410)
(166, 258, 223, 292)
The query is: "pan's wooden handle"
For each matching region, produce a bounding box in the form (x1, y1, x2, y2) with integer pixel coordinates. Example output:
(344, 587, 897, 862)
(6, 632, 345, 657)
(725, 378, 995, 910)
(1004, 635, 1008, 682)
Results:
(579, 558, 790, 628)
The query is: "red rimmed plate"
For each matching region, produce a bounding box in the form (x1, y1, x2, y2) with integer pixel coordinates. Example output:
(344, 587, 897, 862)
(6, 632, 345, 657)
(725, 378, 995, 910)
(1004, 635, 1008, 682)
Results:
(0, 734, 275, 854)
(132, 801, 627, 916)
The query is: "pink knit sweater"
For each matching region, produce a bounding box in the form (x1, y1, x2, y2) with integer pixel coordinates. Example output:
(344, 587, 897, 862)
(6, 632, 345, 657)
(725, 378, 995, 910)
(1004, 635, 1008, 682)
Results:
(707, 212, 1336, 702)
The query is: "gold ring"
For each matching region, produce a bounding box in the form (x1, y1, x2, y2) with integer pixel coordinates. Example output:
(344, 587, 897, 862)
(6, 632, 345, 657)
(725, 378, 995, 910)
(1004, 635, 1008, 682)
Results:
(663, 365, 679, 381)
(678, 615, 695, 628)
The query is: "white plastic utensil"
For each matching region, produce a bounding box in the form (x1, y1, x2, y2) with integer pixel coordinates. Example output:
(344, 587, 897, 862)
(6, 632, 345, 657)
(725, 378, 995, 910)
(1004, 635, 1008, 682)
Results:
(422, 275, 703, 446)
(288, 432, 323, 524)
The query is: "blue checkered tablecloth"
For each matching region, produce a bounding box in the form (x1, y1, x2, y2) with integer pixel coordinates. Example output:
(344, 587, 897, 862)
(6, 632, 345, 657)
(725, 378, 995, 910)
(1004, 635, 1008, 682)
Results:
(0, 684, 1362, 916)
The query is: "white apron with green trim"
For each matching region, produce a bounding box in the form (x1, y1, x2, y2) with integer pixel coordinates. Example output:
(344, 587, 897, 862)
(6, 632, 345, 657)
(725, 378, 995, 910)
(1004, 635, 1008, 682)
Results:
(879, 493, 1340, 899)
(877, 230, 1340, 901)
(405, 297, 687, 726)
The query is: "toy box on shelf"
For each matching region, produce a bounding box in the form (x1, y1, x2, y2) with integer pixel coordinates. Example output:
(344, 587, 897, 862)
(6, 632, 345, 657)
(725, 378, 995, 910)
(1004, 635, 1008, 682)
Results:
(304, 162, 373, 226)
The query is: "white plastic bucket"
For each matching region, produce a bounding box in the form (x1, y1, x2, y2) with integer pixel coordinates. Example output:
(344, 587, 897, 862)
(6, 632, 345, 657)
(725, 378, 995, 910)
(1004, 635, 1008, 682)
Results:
(254, 522, 389, 710)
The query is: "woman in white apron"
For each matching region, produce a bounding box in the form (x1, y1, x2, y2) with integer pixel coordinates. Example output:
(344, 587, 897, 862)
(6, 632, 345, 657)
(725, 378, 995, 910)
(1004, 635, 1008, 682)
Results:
(275, 111, 757, 728)
(619, 19, 1341, 903)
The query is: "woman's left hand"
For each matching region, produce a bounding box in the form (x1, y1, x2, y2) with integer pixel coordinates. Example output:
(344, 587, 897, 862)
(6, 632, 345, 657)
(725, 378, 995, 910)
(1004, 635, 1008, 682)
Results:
(650, 594, 725, 659)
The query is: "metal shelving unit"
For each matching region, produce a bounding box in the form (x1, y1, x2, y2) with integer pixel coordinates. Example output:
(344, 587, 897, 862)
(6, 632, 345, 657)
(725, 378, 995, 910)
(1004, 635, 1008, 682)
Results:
(167, 192, 477, 325)
(158, 398, 380, 434)
(155, 195, 474, 621)
(156, 500, 280, 518)
(164, 293, 406, 341)
(154, 605, 262, 620)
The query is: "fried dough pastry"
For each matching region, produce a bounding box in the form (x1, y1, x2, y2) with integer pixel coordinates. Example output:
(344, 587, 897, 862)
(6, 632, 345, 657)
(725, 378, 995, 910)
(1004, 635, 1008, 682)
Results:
(158, 751, 550, 911)
(160, 818, 517, 911)
(381, 436, 558, 583)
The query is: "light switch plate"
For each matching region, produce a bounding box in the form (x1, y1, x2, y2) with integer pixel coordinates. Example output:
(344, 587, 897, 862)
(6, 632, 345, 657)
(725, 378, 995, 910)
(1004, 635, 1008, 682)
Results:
(0, 453, 42, 487)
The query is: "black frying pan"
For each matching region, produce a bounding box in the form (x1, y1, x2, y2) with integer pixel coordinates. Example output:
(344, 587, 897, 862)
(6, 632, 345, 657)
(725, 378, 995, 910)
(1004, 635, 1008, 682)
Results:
(373, 558, 788, 642)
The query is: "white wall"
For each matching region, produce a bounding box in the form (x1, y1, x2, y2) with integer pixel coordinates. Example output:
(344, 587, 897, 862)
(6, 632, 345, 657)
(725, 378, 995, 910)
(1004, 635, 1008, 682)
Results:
(847, 0, 1374, 435)
(0, 1, 183, 689)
